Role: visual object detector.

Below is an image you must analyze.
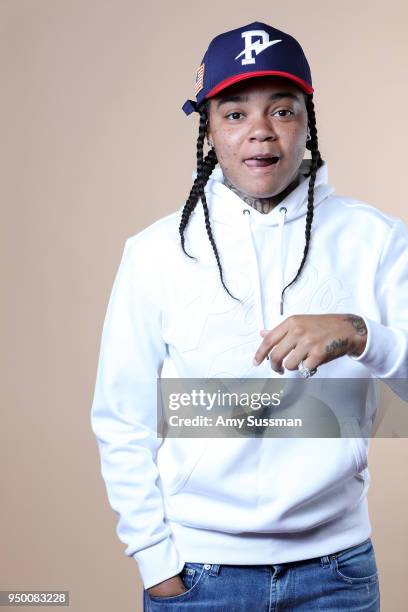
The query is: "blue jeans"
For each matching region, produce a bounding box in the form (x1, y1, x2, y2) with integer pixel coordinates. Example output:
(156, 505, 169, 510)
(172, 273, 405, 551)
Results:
(143, 537, 380, 611)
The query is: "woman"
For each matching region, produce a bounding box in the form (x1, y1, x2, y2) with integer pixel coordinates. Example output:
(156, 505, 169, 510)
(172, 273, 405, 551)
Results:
(91, 21, 408, 610)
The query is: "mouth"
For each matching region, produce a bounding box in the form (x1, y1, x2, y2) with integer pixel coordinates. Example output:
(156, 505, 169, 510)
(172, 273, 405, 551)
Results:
(243, 155, 281, 168)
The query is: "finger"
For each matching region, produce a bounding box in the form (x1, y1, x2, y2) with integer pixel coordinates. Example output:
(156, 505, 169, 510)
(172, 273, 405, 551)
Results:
(284, 350, 320, 372)
(259, 330, 272, 360)
(253, 325, 289, 365)
(268, 339, 297, 374)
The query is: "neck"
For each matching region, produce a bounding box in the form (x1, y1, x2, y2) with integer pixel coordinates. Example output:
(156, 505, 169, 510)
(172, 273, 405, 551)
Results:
(223, 172, 302, 214)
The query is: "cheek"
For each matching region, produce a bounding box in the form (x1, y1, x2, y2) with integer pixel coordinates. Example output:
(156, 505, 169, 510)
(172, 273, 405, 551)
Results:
(216, 133, 241, 163)
(281, 125, 308, 157)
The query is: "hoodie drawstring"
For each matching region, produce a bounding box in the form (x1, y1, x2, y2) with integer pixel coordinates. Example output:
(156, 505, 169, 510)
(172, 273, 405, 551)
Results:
(242, 206, 288, 325)
(278, 206, 288, 315)
(242, 209, 265, 330)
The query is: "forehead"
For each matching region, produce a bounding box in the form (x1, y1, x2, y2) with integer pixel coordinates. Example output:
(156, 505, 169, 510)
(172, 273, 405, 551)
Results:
(210, 76, 306, 108)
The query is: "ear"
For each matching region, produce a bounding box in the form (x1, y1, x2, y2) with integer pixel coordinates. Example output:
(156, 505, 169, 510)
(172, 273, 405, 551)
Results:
(206, 122, 214, 148)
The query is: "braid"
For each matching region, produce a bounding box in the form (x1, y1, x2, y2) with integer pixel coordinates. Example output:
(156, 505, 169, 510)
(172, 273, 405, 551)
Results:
(179, 151, 217, 257)
(179, 102, 217, 257)
(279, 93, 323, 315)
(179, 101, 240, 300)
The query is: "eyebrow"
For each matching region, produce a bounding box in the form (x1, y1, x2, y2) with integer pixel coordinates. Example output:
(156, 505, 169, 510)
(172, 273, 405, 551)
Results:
(216, 92, 300, 109)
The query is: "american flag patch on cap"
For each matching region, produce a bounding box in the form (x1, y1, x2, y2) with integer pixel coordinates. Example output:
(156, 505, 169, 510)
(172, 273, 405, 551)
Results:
(194, 62, 205, 95)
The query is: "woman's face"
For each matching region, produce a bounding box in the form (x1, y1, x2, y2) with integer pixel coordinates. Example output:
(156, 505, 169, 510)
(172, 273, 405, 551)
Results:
(206, 77, 309, 199)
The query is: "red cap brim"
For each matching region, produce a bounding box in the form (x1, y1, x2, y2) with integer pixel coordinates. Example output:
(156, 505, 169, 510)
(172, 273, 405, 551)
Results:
(205, 70, 314, 98)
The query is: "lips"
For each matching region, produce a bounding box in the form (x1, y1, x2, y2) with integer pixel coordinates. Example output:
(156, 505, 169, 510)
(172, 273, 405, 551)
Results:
(244, 155, 280, 168)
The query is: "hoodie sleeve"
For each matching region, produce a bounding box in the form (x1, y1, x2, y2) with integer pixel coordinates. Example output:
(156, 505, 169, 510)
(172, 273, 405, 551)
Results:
(90, 237, 184, 590)
(348, 218, 408, 400)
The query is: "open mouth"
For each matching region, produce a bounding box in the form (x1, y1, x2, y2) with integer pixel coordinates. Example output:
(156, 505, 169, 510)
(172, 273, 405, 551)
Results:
(244, 156, 280, 168)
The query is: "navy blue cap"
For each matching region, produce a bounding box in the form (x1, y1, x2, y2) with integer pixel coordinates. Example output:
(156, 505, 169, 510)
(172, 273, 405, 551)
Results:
(182, 21, 313, 116)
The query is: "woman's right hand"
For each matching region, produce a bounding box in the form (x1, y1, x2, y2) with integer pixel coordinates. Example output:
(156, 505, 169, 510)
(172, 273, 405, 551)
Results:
(146, 574, 188, 598)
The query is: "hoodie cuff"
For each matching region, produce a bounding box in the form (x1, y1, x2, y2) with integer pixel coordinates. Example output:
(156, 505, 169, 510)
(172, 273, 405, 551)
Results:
(133, 535, 185, 590)
(348, 315, 404, 377)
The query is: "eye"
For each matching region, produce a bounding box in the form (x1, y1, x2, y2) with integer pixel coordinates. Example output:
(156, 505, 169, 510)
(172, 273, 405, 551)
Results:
(274, 109, 295, 118)
(225, 111, 244, 120)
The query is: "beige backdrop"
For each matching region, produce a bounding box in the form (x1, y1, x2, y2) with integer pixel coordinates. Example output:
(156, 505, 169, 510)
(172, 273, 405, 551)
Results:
(2, 1, 407, 610)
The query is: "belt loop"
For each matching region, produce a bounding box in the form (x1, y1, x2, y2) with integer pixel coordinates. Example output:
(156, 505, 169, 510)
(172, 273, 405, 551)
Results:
(209, 564, 220, 576)
(320, 555, 330, 568)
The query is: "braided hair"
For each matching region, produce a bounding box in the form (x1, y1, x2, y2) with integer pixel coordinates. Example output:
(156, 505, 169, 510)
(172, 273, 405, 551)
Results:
(178, 93, 324, 311)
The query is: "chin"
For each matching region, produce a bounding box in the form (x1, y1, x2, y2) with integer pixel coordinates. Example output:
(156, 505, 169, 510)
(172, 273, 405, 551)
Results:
(241, 179, 283, 200)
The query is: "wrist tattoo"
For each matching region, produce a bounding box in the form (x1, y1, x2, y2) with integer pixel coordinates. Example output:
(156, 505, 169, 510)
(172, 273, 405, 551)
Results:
(344, 314, 368, 336)
(343, 314, 368, 356)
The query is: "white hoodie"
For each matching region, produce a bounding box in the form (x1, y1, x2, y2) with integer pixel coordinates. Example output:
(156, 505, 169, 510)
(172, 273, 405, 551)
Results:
(90, 160, 408, 590)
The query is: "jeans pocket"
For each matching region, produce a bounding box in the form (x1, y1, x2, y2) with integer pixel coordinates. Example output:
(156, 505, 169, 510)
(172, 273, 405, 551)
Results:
(331, 538, 379, 584)
(146, 563, 208, 603)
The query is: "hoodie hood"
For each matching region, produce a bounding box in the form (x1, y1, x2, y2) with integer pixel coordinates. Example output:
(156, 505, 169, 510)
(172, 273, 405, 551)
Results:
(189, 159, 335, 228)
(186, 159, 335, 317)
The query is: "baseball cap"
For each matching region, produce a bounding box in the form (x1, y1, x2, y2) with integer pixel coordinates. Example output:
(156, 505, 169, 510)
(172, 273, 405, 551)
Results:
(182, 21, 313, 116)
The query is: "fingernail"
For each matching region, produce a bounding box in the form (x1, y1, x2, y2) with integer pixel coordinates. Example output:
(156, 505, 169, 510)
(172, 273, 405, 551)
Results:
(252, 358, 259, 366)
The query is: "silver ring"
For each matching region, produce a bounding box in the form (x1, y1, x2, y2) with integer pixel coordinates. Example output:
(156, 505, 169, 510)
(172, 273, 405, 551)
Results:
(298, 359, 317, 378)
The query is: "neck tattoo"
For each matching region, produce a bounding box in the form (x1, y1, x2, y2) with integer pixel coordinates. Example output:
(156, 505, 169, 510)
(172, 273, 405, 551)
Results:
(223, 174, 301, 214)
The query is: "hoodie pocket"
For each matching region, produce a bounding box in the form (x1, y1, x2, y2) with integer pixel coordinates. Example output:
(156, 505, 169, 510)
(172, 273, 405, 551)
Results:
(161, 435, 370, 535)
(165, 435, 367, 498)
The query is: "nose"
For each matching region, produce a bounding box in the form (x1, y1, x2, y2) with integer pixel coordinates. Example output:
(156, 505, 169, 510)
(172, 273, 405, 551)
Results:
(248, 114, 277, 142)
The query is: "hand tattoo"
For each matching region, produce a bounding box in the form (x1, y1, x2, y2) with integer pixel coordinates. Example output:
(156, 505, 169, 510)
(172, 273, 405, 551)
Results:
(325, 338, 349, 355)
